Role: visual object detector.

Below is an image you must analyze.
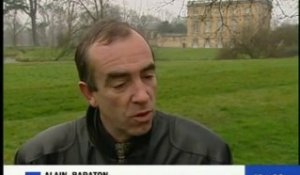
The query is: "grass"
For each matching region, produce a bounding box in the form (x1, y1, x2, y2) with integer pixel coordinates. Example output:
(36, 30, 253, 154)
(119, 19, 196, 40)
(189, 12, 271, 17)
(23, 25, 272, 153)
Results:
(4, 62, 86, 120)
(3, 47, 74, 61)
(156, 59, 298, 164)
(4, 111, 85, 164)
(153, 47, 219, 60)
(3, 54, 298, 164)
(4, 47, 219, 62)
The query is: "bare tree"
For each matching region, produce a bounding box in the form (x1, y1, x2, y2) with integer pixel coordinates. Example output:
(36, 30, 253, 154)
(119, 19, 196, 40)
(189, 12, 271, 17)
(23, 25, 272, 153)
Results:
(22, 0, 39, 46)
(73, 0, 108, 22)
(4, 0, 298, 48)
(4, 10, 29, 46)
(3, 0, 30, 46)
(66, 0, 77, 43)
(3, 0, 27, 14)
(271, 0, 298, 27)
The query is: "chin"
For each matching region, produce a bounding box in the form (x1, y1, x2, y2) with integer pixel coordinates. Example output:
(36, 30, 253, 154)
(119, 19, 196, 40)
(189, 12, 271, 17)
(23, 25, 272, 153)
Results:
(132, 122, 152, 136)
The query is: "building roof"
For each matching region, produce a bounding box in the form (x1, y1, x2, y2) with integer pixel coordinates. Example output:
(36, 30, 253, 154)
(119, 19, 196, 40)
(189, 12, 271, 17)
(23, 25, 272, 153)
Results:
(187, 0, 272, 8)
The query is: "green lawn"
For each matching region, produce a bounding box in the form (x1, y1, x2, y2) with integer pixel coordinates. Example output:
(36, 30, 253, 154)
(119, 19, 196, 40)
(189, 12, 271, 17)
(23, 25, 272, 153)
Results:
(4, 47, 219, 62)
(3, 46, 74, 61)
(153, 47, 219, 60)
(4, 57, 298, 164)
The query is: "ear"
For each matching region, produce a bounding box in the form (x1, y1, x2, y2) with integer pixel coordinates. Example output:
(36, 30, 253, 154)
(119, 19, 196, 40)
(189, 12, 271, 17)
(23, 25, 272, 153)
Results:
(79, 81, 98, 107)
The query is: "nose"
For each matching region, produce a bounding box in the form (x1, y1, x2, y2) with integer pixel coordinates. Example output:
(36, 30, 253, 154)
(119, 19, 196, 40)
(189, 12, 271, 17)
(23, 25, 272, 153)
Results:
(131, 80, 150, 104)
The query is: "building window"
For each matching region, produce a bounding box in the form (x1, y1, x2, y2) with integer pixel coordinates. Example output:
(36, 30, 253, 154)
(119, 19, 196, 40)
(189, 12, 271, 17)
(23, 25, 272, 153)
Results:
(216, 29, 223, 48)
(192, 38, 199, 48)
(192, 7, 197, 14)
(231, 18, 238, 32)
(245, 16, 252, 26)
(217, 19, 223, 29)
(245, 6, 251, 14)
(233, 7, 239, 16)
(217, 37, 223, 48)
(205, 19, 211, 33)
(204, 38, 210, 48)
(193, 20, 199, 33)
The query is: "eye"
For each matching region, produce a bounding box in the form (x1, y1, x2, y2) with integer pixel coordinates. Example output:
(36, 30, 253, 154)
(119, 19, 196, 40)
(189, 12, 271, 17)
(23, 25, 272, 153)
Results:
(142, 72, 155, 80)
(143, 75, 154, 79)
(109, 79, 128, 89)
(113, 82, 126, 89)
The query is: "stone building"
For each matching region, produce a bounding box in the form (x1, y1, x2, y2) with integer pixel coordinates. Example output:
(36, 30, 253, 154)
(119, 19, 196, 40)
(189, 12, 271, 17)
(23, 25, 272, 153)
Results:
(150, 0, 272, 48)
(150, 33, 187, 48)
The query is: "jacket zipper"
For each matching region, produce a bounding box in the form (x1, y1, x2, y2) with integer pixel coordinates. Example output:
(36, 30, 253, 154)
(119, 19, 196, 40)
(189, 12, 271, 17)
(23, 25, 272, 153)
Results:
(115, 143, 130, 164)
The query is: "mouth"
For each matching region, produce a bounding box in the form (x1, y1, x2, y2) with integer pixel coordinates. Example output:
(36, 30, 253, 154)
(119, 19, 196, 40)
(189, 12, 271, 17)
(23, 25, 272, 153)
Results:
(132, 110, 153, 122)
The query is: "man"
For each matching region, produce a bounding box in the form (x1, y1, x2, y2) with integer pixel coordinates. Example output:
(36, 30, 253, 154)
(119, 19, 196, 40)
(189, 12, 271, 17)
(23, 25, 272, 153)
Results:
(14, 19, 232, 164)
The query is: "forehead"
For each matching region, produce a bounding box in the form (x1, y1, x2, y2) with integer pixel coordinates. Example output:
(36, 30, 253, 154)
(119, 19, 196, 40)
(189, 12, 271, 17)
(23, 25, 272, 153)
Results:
(87, 30, 153, 76)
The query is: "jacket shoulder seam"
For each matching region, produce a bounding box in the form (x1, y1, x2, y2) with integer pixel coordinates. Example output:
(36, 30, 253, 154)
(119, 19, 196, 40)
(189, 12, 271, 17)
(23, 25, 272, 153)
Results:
(168, 115, 226, 163)
(20, 119, 80, 163)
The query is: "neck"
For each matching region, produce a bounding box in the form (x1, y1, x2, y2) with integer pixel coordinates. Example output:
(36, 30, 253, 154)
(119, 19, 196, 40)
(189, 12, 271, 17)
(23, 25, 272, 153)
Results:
(99, 115, 131, 143)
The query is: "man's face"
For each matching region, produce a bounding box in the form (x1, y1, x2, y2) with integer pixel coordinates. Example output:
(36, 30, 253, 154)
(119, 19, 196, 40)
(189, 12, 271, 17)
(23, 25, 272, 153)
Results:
(86, 30, 156, 142)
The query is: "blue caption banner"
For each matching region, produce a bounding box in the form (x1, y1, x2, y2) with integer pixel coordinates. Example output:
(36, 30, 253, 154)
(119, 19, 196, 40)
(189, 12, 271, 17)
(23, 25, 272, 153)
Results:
(246, 165, 300, 175)
(25, 172, 41, 175)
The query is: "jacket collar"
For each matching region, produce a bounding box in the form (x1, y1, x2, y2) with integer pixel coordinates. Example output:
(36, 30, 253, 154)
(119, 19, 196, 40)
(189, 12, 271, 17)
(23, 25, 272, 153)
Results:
(85, 106, 151, 164)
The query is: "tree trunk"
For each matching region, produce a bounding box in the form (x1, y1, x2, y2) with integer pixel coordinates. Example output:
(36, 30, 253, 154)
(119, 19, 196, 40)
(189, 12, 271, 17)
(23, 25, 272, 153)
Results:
(12, 9, 18, 47)
(31, 15, 38, 46)
(99, 0, 104, 19)
(29, 0, 38, 46)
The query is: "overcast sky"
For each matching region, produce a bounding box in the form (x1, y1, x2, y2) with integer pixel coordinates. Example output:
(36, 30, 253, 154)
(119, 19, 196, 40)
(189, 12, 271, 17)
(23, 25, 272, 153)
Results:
(111, 0, 188, 20)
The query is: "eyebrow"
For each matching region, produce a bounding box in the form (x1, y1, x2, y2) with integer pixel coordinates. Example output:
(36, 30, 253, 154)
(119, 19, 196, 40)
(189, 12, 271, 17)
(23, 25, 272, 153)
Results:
(105, 63, 155, 85)
(142, 63, 155, 73)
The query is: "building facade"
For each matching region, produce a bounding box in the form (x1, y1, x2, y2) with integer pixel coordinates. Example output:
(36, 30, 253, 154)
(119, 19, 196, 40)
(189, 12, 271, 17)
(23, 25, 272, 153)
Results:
(150, 0, 272, 48)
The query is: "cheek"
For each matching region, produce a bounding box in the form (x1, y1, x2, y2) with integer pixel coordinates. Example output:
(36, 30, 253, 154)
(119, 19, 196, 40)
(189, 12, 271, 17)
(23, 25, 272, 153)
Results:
(149, 79, 157, 96)
(97, 91, 129, 110)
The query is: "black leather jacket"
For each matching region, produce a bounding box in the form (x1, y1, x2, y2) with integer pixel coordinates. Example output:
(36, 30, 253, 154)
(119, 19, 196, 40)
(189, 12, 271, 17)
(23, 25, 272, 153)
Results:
(15, 106, 232, 164)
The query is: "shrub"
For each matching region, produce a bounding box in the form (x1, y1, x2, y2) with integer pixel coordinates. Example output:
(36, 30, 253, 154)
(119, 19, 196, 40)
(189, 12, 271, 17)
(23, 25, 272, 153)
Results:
(216, 24, 298, 59)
